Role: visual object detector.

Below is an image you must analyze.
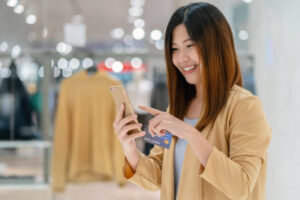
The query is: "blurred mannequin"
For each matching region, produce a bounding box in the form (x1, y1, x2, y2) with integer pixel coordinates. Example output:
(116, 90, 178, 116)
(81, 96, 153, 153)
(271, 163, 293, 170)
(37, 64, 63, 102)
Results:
(0, 61, 38, 140)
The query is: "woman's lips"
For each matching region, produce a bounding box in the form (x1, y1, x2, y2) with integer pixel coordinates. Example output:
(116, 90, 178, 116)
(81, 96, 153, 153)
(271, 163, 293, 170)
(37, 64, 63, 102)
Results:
(182, 65, 197, 75)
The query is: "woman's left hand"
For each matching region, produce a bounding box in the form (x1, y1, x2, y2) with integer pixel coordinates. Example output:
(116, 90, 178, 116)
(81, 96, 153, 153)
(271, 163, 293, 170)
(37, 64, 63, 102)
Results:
(138, 105, 198, 140)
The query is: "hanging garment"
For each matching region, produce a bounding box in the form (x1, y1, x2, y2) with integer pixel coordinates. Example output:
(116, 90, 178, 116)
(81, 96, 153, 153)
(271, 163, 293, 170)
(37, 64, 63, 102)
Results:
(0, 61, 38, 140)
(52, 70, 126, 192)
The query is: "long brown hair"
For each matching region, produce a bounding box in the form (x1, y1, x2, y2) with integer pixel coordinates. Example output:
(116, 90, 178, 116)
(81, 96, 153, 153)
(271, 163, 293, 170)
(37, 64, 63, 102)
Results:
(164, 3, 242, 131)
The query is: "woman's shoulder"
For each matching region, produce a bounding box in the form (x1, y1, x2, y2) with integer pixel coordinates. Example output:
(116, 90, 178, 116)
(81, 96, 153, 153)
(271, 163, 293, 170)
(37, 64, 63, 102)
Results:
(225, 84, 263, 118)
(228, 84, 259, 104)
(230, 84, 253, 97)
(219, 84, 262, 119)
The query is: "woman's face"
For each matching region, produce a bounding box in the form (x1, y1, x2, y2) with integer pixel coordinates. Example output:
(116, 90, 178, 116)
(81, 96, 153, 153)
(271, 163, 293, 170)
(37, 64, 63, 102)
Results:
(171, 24, 201, 85)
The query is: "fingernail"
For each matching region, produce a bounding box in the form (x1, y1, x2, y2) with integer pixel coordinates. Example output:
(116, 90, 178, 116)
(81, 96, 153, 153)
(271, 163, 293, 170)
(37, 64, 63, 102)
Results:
(160, 130, 166, 135)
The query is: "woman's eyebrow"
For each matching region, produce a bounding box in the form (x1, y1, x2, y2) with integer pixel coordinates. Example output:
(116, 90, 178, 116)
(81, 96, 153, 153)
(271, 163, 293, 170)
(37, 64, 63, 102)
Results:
(172, 38, 192, 45)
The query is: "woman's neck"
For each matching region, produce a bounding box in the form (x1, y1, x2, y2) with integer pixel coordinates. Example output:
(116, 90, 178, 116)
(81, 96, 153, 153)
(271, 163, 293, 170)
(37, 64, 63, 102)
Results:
(195, 83, 203, 102)
(185, 84, 203, 119)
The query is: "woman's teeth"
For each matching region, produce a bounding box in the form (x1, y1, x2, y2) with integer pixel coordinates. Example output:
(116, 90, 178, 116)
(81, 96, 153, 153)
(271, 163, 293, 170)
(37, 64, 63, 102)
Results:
(183, 65, 196, 71)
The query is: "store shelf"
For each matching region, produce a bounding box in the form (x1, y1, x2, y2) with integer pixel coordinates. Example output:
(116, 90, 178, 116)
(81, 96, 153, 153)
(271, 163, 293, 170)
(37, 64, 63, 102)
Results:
(0, 141, 52, 185)
(0, 141, 52, 149)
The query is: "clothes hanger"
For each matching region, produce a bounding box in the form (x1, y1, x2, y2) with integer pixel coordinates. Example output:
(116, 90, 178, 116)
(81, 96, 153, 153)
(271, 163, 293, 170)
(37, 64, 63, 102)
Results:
(86, 65, 98, 76)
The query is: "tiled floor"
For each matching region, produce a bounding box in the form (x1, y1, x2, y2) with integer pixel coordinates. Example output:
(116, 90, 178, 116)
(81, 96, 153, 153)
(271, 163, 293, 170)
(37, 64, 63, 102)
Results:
(0, 182, 160, 200)
(0, 149, 160, 200)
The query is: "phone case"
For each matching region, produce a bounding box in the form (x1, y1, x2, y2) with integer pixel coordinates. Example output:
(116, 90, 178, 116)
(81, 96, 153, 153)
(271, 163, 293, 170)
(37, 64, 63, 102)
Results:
(110, 85, 141, 135)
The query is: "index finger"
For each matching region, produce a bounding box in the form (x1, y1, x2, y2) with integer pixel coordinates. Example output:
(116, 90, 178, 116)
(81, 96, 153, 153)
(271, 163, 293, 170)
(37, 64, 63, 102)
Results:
(138, 105, 162, 116)
(115, 103, 125, 123)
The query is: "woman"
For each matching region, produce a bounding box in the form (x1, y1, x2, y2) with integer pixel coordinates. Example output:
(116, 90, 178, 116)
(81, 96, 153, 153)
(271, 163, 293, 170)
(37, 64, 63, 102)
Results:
(113, 2, 271, 200)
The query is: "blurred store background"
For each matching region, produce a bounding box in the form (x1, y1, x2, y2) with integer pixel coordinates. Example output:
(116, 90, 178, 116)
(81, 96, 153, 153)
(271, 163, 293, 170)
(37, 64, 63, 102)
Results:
(0, 0, 299, 199)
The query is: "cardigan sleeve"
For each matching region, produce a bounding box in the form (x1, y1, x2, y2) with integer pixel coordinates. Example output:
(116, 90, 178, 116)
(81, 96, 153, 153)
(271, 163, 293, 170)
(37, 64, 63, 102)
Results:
(199, 96, 272, 199)
(123, 145, 164, 191)
(51, 83, 72, 192)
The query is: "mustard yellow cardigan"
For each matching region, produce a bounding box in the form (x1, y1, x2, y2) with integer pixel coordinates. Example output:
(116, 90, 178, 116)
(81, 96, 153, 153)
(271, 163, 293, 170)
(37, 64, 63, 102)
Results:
(52, 71, 125, 192)
(125, 85, 271, 200)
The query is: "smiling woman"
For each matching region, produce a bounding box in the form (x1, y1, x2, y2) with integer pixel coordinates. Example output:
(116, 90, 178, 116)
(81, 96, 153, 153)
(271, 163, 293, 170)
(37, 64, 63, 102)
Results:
(171, 24, 200, 84)
(113, 2, 271, 200)
(164, 4, 242, 130)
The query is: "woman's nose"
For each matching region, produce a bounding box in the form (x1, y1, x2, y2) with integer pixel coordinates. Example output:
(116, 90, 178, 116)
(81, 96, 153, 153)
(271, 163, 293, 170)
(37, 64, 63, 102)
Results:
(178, 50, 189, 63)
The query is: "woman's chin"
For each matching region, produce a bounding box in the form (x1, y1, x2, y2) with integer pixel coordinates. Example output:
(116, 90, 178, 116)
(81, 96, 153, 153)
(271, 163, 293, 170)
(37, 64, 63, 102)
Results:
(185, 77, 198, 85)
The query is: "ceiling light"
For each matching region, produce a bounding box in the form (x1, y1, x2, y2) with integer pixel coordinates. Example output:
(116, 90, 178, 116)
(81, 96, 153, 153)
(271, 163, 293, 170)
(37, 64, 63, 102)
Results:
(0, 42, 8, 52)
(131, 57, 143, 69)
(132, 27, 145, 40)
(82, 58, 94, 69)
(69, 58, 80, 69)
(150, 29, 163, 41)
(134, 19, 145, 28)
(18, 62, 38, 81)
(14, 4, 24, 14)
(130, 0, 145, 7)
(62, 68, 72, 78)
(7, 0, 18, 7)
(26, 14, 37, 24)
(238, 30, 249, 40)
(111, 28, 125, 39)
(57, 58, 68, 69)
(54, 67, 61, 78)
(105, 57, 115, 69)
(56, 42, 72, 55)
(56, 42, 67, 53)
(64, 44, 72, 55)
(128, 7, 143, 17)
(11, 45, 21, 58)
(243, 0, 253, 3)
(112, 61, 123, 73)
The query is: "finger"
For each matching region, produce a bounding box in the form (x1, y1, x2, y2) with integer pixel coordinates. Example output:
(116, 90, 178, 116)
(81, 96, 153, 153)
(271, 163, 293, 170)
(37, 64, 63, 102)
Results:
(119, 123, 143, 138)
(123, 131, 146, 143)
(149, 114, 166, 135)
(148, 125, 156, 137)
(146, 123, 155, 137)
(149, 115, 162, 136)
(114, 104, 125, 124)
(152, 119, 163, 136)
(116, 114, 138, 133)
(148, 117, 159, 137)
(155, 122, 170, 137)
(138, 105, 161, 116)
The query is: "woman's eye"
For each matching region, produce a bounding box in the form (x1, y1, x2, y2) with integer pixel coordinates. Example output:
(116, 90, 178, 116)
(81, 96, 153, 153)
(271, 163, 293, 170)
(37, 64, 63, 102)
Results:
(171, 48, 178, 51)
(187, 44, 195, 48)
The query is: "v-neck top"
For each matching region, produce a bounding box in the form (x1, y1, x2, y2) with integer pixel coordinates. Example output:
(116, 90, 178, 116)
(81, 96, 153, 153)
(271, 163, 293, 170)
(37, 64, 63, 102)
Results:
(174, 117, 198, 199)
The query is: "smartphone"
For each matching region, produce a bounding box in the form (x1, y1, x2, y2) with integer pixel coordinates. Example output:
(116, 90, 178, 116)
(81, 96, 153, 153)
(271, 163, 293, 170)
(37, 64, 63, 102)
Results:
(110, 85, 141, 135)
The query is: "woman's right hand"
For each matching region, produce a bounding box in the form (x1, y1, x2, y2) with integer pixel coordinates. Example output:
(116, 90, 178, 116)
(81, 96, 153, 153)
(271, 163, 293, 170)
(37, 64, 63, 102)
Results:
(113, 104, 146, 155)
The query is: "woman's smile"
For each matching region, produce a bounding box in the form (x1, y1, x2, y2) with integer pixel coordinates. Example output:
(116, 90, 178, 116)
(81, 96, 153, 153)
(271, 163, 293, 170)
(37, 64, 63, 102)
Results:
(182, 64, 198, 75)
